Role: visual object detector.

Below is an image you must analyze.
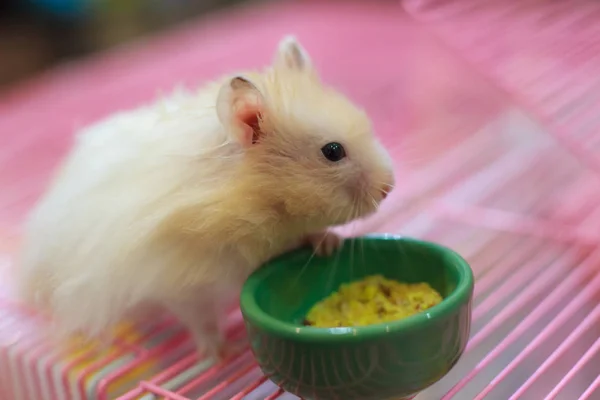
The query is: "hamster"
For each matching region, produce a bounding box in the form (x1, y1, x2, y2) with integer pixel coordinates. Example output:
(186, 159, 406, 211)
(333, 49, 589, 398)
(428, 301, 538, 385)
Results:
(17, 36, 395, 360)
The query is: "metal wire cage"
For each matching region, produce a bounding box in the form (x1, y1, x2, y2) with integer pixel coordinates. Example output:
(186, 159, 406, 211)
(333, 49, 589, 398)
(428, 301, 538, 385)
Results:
(2, 0, 600, 399)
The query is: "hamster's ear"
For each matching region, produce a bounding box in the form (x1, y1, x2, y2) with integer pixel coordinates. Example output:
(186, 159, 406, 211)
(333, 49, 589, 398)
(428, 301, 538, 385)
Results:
(217, 76, 264, 147)
(274, 35, 313, 73)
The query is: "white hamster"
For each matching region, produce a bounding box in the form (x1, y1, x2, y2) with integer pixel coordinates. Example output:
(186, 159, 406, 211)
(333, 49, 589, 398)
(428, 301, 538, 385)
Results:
(18, 36, 395, 360)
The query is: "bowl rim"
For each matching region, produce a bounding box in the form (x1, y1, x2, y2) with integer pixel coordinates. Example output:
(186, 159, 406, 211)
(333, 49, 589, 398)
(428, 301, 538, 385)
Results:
(240, 234, 474, 343)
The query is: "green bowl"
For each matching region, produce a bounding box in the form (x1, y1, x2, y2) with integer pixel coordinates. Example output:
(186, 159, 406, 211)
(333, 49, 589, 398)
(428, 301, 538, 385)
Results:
(240, 235, 473, 400)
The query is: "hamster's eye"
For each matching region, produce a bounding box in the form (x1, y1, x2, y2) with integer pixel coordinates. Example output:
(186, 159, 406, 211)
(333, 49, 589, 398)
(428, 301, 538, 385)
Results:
(321, 142, 346, 162)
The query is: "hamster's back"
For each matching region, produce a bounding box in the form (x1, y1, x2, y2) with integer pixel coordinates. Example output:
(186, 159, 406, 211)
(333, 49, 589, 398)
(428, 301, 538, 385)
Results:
(18, 83, 239, 332)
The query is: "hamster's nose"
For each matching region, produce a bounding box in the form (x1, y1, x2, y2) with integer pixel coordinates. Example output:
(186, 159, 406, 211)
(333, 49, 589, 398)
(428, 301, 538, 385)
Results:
(380, 183, 393, 200)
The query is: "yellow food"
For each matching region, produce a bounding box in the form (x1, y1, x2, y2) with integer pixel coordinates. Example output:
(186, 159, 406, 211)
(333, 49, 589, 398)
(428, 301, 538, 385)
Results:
(304, 275, 443, 328)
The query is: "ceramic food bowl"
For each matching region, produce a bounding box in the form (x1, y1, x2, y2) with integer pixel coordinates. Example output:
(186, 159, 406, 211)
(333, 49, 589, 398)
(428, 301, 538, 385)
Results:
(240, 235, 474, 400)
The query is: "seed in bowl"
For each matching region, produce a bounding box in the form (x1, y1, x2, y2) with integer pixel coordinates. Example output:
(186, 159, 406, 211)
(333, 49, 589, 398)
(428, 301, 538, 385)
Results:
(303, 275, 443, 328)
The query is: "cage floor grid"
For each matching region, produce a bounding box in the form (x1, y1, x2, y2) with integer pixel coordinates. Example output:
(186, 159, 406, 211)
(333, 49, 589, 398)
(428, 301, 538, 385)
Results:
(403, 0, 600, 176)
(2, 0, 600, 399)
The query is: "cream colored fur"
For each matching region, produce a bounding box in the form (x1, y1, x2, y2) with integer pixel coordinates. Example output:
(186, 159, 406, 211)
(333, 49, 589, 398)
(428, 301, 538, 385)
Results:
(17, 36, 394, 359)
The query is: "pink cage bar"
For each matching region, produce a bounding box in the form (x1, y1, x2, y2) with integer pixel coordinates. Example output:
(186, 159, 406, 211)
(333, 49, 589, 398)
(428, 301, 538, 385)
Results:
(2, 0, 600, 398)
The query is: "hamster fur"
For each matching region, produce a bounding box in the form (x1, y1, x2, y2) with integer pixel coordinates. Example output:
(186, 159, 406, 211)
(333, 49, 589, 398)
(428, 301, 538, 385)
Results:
(18, 36, 395, 359)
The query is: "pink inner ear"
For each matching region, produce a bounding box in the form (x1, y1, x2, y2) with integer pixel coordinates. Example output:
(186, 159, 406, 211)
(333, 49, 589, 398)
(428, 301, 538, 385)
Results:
(237, 106, 262, 145)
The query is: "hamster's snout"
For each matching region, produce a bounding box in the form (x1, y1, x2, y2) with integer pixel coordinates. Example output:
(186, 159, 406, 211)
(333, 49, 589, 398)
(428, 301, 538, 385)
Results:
(380, 179, 394, 201)
(379, 184, 392, 200)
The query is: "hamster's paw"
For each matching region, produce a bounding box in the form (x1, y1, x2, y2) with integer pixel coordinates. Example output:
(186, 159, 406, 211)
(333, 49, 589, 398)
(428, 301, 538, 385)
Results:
(306, 231, 344, 257)
(170, 301, 244, 363)
(197, 334, 246, 363)
(194, 331, 225, 361)
(216, 339, 248, 362)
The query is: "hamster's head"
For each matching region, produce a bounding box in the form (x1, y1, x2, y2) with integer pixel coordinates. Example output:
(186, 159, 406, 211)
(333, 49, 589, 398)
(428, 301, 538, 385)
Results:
(216, 36, 394, 230)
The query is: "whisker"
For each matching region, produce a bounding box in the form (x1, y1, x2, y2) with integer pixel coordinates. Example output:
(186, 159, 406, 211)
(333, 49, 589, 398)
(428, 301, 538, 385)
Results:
(327, 207, 346, 294)
(359, 202, 367, 277)
(291, 202, 348, 291)
(371, 198, 379, 210)
(366, 192, 380, 212)
(349, 196, 362, 282)
(289, 236, 323, 289)
(374, 181, 396, 190)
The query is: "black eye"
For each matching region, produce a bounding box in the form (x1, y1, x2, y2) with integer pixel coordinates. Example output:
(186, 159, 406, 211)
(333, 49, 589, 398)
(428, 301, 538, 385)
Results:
(321, 142, 346, 162)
